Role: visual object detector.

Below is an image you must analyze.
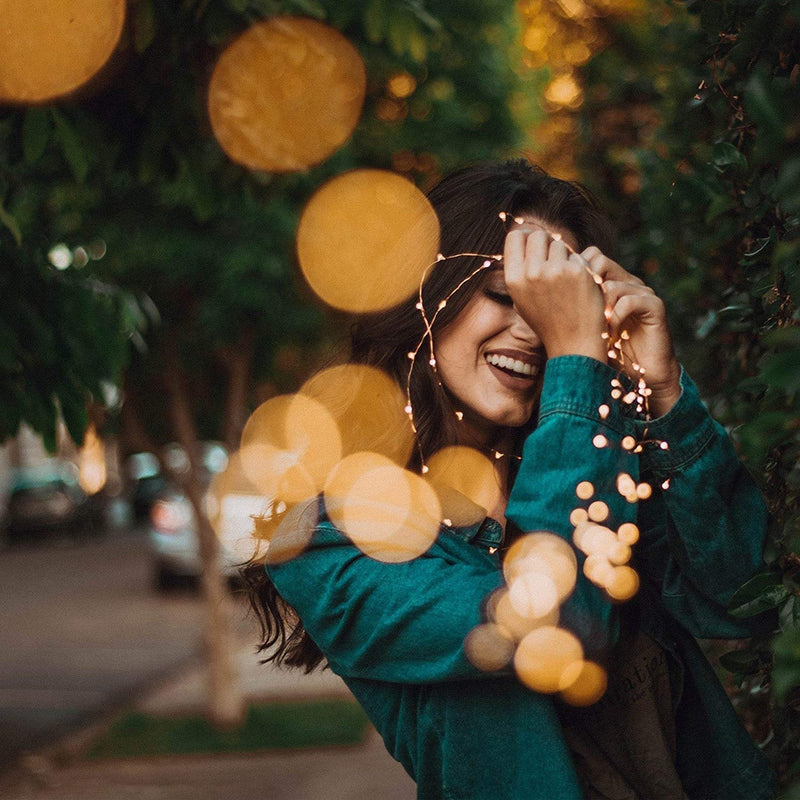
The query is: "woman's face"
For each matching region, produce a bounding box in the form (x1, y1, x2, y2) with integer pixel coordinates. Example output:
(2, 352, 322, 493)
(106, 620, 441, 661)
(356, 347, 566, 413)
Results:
(434, 217, 578, 446)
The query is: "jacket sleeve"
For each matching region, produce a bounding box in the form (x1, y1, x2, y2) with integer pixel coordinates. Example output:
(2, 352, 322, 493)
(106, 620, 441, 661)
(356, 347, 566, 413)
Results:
(268, 356, 633, 682)
(632, 368, 771, 638)
(266, 515, 506, 683)
(505, 355, 637, 655)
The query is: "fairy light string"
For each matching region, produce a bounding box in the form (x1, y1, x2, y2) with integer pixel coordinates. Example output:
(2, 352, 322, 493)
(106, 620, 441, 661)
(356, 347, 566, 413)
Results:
(405, 211, 670, 483)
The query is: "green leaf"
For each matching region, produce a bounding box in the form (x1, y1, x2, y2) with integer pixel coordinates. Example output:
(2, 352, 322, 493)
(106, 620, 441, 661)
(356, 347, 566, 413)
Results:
(0, 195, 22, 246)
(133, 0, 157, 53)
(52, 110, 90, 183)
(772, 629, 800, 701)
(745, 68, 785, 151)
(711, 141, 747, 172)
(774, 157, 800, 213)
(780, 596, 800, 632)
(22, 107, 52, 165)
(718, 647, 761, 673)
(728, 572, 790, 618)
(760, 350, 800, 394)
(364, 0, 385, 43)
(288, 0, 326, 18)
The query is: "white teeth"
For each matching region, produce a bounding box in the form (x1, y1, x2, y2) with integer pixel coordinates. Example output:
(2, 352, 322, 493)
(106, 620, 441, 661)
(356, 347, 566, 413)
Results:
(485, 354, 536, 377)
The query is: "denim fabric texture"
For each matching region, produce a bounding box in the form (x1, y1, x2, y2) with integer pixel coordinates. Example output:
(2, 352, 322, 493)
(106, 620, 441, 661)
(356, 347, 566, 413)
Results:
(267, 355, 777, 800)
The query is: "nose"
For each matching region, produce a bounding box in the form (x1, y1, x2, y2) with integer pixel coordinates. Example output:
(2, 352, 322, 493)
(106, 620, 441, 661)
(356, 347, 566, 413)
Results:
(509, 307, 542, 348)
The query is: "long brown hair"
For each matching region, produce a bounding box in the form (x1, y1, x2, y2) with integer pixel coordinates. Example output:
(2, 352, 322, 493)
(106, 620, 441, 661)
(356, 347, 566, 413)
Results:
(242, 159, 614, 672)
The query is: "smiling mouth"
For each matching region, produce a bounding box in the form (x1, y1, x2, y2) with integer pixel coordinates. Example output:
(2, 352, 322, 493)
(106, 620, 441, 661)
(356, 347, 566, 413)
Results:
(484, 352, 540, 379)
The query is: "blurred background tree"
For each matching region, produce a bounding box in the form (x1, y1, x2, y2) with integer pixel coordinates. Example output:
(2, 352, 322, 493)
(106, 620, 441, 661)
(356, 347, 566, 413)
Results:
(0, 0, 529, 727)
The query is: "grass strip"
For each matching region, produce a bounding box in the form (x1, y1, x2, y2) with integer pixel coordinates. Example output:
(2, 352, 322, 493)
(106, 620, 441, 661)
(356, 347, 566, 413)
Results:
(87, 699, 370, 759)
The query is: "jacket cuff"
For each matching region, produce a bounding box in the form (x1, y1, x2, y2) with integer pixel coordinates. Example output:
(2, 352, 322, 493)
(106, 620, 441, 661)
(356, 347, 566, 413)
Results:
(632, 367, 718, 474)
(538, 355, 629, 436)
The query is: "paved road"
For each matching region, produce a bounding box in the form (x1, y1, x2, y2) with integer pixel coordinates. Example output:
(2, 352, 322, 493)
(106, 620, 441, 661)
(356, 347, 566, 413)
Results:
(0, 529, 217, 770)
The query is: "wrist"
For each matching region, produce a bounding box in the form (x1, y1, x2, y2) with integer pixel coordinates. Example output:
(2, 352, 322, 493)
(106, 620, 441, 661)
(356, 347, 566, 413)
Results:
(545, 339, 607, 363)
(647, 361, 682, 417)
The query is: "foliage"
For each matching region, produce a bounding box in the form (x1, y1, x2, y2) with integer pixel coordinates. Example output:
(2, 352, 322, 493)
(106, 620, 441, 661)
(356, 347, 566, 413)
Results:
(0, 115, 149, 450)
(575, 0, 800, 782)
(0, 0, 528, 449)
(87, 699, 370, 758)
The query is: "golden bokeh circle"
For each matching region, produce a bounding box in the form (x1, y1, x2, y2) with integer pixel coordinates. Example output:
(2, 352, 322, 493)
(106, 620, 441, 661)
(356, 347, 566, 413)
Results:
(0, 0, 125, 103)
(300, 364, 415, 466)
(325, 452, 441, 562)
(514, 626, 584, 694)
(617, 522, 640, 546)
(239, 393, 342, 503)
(503, 532, 577, 604)
(607, 565, 640, 601)
(426, 446, 502, 526)
(464, 623, 516, 672)
(296, 169, 441, 312)
(208, 17, 365, 172)
(492, 588, 560, 641)
(559, 660, 608, 706)
(206, 450, 271, 562)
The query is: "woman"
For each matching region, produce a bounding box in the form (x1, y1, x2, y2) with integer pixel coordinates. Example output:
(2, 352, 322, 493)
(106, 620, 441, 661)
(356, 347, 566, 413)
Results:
(244, 161, 776, 799)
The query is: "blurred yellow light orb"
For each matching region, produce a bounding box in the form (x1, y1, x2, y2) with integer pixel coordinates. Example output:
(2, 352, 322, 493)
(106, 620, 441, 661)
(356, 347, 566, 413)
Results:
(207, 451, 272, 561)
(492, 588, 560, 641)
(544, 74, 583, 109)
(239, 393, 342, 503)
(325, 452, 441, 562)
(573, 522, 617, 556)
(575, 480, 594, 500)
(587, 500, 609, 522)
(503, 532, 577, 603)
(508, 572, 560, 619)
(616, 472, 636, 497)
(617, 522, 640, 546)
(387, 73, 417, 99)
(515, 626, 584, 694)
(559, 660, 608, 706)
(0, 0, 125, 103)
(78, 423, 106, 495)
(208, 17, 365, 172)
(426, 446, 502, 526)
(296, 169, 440, 312)
(569, 507, 589, 526)
(464, 623, 516, 672)
(583, 553, 615, 588)
(300, 364, 414, 467)
(608, 541, 632, 566)
(607, 565, 640, 601)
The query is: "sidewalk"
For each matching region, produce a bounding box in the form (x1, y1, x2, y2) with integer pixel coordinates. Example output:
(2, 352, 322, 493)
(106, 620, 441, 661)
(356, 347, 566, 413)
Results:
(1, 640, 416, 800)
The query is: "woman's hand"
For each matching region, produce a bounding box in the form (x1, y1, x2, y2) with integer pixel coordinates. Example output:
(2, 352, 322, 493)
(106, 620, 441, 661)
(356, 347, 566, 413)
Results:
(503, 228, 607, 362)
(581, 246, 682, 416)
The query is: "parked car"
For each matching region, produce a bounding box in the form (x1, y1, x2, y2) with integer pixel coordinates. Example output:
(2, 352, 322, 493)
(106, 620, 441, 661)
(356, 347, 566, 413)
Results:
(126, 452, 168, 524)
(147, 442, 263, 591)
(2, 463, 97, 543)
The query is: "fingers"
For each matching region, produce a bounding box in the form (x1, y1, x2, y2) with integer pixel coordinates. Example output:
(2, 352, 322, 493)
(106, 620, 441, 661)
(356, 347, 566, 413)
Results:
(581, 247, 644, 286)
(605, 290, 665, 334)
(504, 228, 579, 284)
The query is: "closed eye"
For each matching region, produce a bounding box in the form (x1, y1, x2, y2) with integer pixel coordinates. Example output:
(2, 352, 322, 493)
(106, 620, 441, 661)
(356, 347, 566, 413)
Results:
(484, 288, 514, 307)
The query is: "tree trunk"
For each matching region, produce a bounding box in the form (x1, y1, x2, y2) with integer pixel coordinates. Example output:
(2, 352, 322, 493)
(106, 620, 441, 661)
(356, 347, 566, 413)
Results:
(220, 333, 254, 454)
(163, 341, 245, 729)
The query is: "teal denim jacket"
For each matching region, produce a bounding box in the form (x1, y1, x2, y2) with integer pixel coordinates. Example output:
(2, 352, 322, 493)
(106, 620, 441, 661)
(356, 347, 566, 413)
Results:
(267, 356, 777, 800)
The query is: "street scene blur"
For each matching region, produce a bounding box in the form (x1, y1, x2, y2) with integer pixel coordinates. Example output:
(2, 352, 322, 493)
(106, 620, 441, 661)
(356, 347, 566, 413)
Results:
(1, 0, 799, 798)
